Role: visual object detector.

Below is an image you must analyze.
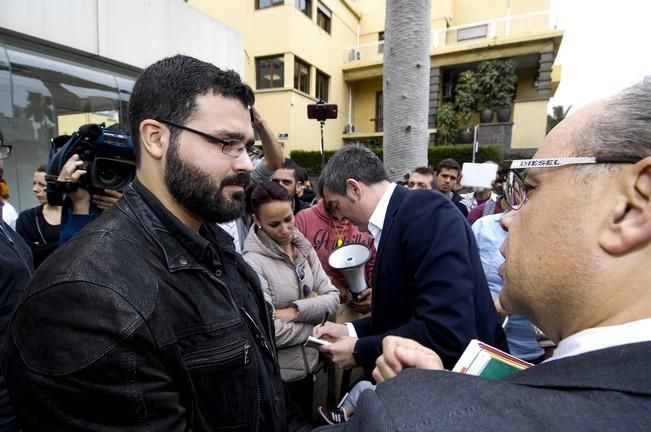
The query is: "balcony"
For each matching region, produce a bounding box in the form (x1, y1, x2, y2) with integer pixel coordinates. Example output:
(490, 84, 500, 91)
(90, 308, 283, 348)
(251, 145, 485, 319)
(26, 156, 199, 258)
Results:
(343, 10, 557, 65)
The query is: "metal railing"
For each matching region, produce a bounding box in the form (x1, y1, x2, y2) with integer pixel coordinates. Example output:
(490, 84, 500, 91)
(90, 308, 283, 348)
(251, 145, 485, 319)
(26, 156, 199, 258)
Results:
(343, 9, 557, 65)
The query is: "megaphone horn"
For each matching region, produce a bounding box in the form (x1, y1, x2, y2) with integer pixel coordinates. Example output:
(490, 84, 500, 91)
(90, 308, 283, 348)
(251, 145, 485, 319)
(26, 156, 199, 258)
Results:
(328, 244, 371, 299)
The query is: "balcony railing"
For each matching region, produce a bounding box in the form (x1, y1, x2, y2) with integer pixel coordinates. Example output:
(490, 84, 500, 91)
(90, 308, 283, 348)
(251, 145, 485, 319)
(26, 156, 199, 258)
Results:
(343, 9, 557, 65)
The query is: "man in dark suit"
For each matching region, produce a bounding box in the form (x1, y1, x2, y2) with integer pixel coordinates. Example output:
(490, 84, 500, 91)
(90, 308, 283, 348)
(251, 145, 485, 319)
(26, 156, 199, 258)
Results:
(314, 145, 507, 371)
(316, 78, 651, 430)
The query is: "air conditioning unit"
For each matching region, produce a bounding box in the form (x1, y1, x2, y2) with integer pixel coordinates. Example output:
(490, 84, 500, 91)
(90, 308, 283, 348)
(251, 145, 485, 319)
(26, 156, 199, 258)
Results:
(344, 123, 357, 134)
(348, 49, 361, 62)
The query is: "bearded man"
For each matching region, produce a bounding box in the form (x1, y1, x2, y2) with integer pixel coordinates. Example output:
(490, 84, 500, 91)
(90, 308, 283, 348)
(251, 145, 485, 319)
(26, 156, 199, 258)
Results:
(1, 55, 309, 432)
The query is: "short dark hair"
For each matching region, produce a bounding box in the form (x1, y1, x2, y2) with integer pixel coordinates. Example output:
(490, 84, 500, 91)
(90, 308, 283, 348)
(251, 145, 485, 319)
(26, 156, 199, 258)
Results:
(410, 166, 435, 187)
(128, 55, 255, 164)
(278, 158, 301, 181)
(412, 166, 435, 177)
(250, 181, 290, 215)
(435, 158, 461, 174)
(37, 165, 48, 173)
(320, 144, 389, 196)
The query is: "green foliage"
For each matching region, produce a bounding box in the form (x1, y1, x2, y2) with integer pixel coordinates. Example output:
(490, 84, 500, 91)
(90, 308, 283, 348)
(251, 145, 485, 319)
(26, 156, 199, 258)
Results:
(291, 144, 503, 175)
(290, 149, 337, 175)
(546, 105, 572, 133)
(436, 102, 457, 146)
(454, 70, 480, 128)
(476, 59, 517, 110)
(429, 144, 503, 168)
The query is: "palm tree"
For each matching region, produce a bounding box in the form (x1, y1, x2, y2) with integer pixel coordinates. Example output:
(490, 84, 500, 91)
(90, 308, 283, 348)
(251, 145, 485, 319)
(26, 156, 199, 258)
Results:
(382, 0, 431, 181)
(547, 105, 572, 133)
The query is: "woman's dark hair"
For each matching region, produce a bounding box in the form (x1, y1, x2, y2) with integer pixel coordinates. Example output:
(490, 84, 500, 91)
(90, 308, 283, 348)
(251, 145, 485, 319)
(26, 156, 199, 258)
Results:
(36, 165, 48, 173)
(250, 181, 290, 216)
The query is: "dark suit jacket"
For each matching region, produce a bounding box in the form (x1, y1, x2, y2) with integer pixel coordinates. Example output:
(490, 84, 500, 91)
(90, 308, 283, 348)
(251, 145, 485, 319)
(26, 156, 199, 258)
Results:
(316, 342, 651, 431)
(351, 186, 506, 370)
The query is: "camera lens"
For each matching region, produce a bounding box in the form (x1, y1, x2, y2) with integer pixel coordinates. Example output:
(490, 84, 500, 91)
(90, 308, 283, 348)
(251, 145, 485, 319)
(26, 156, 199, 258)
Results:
(91, 158, 135, 190)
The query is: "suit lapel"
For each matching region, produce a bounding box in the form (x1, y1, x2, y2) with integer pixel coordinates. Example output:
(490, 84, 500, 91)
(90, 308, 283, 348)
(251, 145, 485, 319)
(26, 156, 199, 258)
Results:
(371, 186, 406, 287)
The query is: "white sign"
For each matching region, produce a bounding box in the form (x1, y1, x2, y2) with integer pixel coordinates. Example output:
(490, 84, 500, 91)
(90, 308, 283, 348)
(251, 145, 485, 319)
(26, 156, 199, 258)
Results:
(277, 132, 289, 140)
(460, 162, 498, 188)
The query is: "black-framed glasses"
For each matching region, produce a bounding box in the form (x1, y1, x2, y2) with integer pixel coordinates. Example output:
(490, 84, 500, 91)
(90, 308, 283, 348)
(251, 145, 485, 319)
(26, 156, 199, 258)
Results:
(505, 156, 642, 210)
(156, 119, 251, 158)
(296, 263, 311, 298)
(0, 144, 11, 160)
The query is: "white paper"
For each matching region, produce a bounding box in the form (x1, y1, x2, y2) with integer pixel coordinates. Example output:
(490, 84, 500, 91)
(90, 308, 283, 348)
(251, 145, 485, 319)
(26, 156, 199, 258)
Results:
(460, 163, 498, 188)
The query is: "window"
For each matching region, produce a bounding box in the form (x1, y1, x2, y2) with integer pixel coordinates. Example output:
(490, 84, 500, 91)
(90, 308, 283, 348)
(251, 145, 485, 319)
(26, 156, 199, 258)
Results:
(378, 32, 385, 54)
(375, 91, 383, 132)
(256, 56, 284, 89)
(316, 1, 331, 34)
(315, 70, 329, 101)
(256, 0, 283, 10)
(295, 0, 311, 17)
(294, 58, 310, 93)
(0, 42, 136, 211)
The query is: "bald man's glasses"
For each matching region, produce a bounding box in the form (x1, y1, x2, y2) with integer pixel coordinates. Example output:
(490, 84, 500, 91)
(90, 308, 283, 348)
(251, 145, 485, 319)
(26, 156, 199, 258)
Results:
(505, 156, 642, 210)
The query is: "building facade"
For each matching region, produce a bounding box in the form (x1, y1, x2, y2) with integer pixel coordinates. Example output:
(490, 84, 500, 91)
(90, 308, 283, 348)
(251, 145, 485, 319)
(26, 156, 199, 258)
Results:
(1, 0, 243, 212)
(190, 0, 562, 156)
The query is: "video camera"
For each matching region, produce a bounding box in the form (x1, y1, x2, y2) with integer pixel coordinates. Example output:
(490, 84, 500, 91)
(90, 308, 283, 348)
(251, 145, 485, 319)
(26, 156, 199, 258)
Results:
(46, 123, 135, 206)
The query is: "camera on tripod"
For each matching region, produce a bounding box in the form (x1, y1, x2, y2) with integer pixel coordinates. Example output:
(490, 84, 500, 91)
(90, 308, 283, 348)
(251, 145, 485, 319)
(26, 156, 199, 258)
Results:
(46, 123, 135, 206)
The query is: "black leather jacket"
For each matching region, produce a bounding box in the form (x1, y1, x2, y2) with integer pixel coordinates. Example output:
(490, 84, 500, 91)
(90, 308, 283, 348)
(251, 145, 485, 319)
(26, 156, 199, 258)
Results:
(1, 181, 304, 431)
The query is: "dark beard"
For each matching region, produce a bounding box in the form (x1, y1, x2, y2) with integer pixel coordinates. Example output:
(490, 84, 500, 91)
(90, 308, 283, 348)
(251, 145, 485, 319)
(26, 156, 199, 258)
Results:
(164, 138, 250, 223)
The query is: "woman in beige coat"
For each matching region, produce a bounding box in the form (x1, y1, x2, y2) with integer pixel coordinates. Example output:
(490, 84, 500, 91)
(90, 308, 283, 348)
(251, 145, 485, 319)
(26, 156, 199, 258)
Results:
(242, 181, 339, 416)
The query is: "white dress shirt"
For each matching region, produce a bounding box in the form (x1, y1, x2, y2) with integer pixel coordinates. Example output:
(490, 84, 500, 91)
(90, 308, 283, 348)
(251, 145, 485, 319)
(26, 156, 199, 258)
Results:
(346, 182, 397, 338)
(548, 318, 651, 361)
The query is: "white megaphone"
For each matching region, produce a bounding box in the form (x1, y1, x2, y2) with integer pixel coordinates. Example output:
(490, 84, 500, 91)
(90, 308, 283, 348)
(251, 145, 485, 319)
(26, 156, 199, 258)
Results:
(328, 244, 371, 300)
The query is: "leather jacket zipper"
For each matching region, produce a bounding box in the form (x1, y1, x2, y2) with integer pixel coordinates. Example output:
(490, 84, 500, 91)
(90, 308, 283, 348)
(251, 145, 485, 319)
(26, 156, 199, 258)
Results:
(205, 270, 270, 431)
(184, 341, 250, 373)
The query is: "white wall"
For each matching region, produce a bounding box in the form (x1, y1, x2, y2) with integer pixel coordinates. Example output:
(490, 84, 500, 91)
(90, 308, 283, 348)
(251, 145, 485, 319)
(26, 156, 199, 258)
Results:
(0, 0, 243, 73)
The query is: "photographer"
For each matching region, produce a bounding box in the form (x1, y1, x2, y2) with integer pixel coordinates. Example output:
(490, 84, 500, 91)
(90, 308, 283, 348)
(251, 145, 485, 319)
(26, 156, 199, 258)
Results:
(55, 153, 123, 243)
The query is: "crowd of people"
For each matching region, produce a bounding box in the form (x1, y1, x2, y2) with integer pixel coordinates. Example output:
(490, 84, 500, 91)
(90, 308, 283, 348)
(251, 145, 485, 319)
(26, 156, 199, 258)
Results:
(0, 54, 649, 431)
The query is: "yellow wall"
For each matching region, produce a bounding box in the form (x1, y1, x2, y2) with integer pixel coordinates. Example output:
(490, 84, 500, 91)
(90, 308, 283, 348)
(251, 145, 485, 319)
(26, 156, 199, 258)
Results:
(511, 99, 548, 149)
(451, 0, 549, 27)
(351, 77, 382, 133)
(515, 66, 539, 100)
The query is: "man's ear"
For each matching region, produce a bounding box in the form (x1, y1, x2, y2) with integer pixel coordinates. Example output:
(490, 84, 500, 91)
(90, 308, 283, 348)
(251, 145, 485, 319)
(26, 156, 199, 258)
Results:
(139, 120, 166, 160)
(599, 157, 651, 255)
(345, 178, 362, 201)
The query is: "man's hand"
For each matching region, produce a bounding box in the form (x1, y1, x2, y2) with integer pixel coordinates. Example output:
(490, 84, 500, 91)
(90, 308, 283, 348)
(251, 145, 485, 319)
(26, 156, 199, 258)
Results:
(276, 306, 298, 323)
(320, 336, 358, 369)
(350, 288, 372, 314)
(92, 189, 123, 211)
(313, 321, 348, 341)
(250, 105, 265, 130)
(372, 336, 444, 384)
(58, 154, 90, 214)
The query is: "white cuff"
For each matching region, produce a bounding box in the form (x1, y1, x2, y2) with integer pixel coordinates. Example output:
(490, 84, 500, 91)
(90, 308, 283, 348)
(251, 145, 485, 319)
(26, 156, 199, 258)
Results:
(345, 322, 358, 338)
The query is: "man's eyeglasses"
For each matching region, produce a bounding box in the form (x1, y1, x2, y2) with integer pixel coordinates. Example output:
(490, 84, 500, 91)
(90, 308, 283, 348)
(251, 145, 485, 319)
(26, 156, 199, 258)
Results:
(156, 119, 251, 158)
(0, 144, 11, 160)
(505, 156, 642, 210)
(296, 263, 311, 298)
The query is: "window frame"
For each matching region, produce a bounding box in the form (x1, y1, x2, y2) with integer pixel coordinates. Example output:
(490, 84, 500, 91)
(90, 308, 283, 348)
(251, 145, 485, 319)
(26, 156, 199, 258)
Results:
(255, 55, 285, 90)
(295, 0, 312, 18)
(256, 0, 284, 10)
(315, 69, 330, 102)
(293, 57, 310, 94)
(316, 1, 332, 34)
